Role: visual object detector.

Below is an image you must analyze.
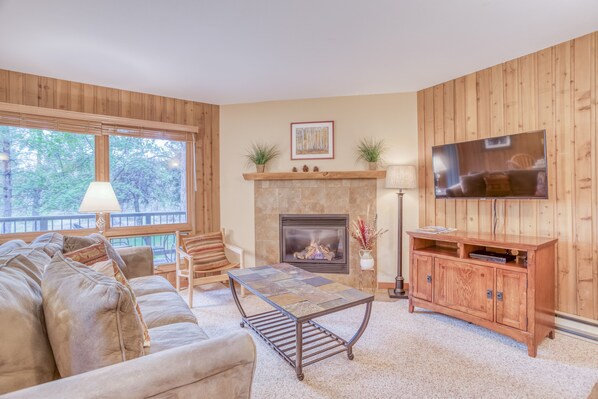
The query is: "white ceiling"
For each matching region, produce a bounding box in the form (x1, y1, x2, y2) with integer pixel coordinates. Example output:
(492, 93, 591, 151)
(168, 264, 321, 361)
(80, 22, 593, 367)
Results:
(0, 0, 597, 105)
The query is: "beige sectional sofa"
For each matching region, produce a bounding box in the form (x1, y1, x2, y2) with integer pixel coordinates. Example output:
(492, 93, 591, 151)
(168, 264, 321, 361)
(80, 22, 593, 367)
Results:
(0, 233, 256, 399)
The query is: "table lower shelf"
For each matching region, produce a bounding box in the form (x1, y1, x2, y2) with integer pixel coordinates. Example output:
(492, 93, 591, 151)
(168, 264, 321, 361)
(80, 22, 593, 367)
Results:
(241, 309, 352, 380)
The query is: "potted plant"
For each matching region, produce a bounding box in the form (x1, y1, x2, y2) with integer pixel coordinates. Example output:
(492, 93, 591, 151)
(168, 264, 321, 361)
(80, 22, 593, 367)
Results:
(357, 138, 385, 170)
(350, 210, 387, 270)
(245, 143, 280, 173)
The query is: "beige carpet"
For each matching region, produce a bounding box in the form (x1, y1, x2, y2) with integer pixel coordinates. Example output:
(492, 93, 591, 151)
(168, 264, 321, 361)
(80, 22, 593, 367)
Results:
(185, 285, 598, 399)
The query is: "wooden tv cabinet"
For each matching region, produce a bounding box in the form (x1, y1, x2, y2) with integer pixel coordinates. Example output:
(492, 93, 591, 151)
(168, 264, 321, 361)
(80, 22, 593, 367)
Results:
(406, 231, 557, 357)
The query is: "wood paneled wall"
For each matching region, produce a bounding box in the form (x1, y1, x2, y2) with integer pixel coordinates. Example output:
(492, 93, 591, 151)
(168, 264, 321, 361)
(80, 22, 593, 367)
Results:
(0, 68, 220, 234)
(417, 32, 598, 320)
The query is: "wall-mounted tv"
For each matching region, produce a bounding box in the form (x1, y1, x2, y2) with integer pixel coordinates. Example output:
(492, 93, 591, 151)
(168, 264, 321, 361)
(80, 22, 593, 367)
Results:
(432, 130, 548, 199)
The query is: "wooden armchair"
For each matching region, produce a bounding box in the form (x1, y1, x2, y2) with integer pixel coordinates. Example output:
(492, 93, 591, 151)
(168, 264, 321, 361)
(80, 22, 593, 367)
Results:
(175, 229, 244, 307)
(507, 153, 535, 170)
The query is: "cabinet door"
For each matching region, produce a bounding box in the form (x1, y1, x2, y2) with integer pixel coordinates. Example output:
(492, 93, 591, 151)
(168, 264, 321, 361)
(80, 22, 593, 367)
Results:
(496, 269, 527, 330)
(434, 259, 494, 321)
(411, 254, 433, 302)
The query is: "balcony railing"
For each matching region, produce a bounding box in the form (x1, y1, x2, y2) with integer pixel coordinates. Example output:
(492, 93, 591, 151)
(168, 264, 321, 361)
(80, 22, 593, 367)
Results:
(0, 211, 187, 234)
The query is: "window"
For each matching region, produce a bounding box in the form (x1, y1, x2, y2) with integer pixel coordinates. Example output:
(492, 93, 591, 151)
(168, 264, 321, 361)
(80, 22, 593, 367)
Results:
(109, 136, 188, 228)
(0, 125, 95, 234)
(0, 108, 195, 266)
(110, 234, 175, 266)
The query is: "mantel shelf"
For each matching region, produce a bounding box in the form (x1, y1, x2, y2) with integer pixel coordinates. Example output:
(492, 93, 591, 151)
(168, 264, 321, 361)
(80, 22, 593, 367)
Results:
(243, 170, 386, 181)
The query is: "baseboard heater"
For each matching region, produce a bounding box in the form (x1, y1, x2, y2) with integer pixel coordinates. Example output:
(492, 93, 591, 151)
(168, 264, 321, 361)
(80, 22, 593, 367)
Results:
(555, 311, 598, 342)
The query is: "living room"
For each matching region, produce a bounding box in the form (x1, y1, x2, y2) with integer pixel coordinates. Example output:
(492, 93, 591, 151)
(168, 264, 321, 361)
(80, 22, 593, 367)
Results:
(0, 1, 597, 398)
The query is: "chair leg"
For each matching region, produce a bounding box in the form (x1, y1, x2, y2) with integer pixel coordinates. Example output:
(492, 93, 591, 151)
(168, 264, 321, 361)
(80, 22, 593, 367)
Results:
(188, 275, 194, 308)
(175, 273, 180, 292)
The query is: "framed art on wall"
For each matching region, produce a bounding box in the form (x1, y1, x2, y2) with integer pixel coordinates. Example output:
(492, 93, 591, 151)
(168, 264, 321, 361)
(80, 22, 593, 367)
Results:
(290, 121, 334, 160)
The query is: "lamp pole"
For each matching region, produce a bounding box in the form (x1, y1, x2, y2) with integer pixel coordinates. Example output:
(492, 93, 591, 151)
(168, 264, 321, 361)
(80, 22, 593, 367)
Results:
(388, 189, 408, 298)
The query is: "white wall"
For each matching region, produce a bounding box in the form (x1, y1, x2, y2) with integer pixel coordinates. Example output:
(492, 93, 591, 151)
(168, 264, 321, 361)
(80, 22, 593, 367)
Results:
(220, 93, 418, 283)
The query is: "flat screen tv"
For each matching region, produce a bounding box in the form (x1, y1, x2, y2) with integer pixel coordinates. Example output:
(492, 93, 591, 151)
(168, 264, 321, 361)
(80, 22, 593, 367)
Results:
(432, 130, 547, 199)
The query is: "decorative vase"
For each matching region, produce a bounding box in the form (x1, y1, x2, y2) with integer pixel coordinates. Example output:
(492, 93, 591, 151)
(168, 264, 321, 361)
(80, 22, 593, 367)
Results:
(359, 249, 375, 270)
(368, 162, 377, 171)
(256, 164, 265, 173)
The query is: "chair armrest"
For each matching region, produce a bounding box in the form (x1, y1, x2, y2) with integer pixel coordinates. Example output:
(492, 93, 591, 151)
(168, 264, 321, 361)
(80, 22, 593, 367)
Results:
(175, 246, 193, 260)
(1, 331, 256, 399)
(225, 243, 244, 268)
(117, 246, 154, 279)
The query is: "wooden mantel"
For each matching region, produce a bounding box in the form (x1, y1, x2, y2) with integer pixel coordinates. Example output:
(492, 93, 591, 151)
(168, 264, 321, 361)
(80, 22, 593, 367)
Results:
(243, 170, 386, 181)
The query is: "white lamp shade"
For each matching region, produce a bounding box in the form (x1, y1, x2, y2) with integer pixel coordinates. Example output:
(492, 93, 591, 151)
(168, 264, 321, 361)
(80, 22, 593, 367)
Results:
(79, 182, 122, 213)
(385, 165, 417, 189)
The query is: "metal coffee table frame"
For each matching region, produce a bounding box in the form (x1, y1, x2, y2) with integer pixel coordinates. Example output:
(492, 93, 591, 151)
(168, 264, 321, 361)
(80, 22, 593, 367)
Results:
(228, 275, 373, 381)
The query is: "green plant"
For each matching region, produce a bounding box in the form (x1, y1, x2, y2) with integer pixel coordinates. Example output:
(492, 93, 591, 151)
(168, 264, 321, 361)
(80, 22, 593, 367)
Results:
(245, 142, 280, 166)
(356, 138, 385, 163)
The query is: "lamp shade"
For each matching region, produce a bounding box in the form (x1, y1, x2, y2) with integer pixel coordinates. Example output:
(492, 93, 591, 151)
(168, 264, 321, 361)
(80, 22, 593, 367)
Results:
(385, 165, 417, 189)
(79, 182, 122, 213)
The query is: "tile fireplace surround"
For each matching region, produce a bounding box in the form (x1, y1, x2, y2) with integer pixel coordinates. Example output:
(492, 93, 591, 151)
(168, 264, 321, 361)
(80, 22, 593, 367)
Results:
(253, 177, 378, 288)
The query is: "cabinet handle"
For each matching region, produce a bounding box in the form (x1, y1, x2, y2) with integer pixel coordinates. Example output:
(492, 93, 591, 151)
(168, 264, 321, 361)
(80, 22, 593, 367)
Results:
(486, 289, 493, 299)
(497, 292, 503, 301)
(426, 275, 432, 283)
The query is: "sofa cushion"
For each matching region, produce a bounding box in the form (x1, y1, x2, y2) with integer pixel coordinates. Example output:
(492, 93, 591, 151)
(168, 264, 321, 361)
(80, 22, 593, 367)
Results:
(42, 253, 144, 378)
(0, 247, 51, 275)
(64, 242, 109, 265)
(0, 240, 26, 256)
(484, 173, 511, 197)
(0, 254, 56, 394)
(91, 260, 151, 347)
(63, 234, 129, 277)
(507, 169, 540, 196)
(460, 172, 487, 197)
(30, 232, 63, 257)
(146, 322, 209, 355)
(137, 291, 197, 328)
(129, 275, 177, 297)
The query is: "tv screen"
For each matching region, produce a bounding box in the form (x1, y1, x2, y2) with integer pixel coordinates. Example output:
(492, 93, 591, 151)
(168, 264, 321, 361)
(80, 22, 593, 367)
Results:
(432, 130, 548, 199)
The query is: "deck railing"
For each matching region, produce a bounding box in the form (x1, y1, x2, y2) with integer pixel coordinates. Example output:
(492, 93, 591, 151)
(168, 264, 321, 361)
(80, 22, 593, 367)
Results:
(0, 211, 187, 234)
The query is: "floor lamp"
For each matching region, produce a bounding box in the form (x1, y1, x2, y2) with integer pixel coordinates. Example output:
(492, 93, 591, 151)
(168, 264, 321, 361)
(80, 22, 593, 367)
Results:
(386, 165, 417, 299)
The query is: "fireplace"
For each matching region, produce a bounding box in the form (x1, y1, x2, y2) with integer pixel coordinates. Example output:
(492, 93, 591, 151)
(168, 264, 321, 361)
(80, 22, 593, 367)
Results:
(279, 214, 349, 274)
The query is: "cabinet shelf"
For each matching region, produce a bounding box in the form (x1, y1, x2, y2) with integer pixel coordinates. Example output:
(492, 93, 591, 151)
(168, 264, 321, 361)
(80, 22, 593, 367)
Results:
(407, 230, 556, 358)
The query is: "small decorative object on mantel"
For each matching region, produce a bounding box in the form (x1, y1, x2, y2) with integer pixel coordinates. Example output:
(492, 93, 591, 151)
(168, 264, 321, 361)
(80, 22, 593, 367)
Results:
(313, 166, 319, 172)
(350, 208, 387, 271)
(357, 138, 385, 170)
(245, 142, 280, 173)
(292, 167, 298, 172)
(291, 121, 334, 160)
(302, 165, 309, 172)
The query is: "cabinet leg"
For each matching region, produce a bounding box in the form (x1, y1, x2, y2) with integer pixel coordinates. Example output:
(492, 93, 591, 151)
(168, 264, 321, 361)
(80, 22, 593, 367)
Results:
(408, 299, 414, 313)
(527, 344, 537, 358)
(548, 330, 555, 339)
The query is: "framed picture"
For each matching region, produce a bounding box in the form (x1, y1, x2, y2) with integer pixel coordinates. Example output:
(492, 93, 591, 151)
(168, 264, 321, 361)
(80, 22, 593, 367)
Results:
(484, 136, 511, 149)
(290, 121, 334, 160)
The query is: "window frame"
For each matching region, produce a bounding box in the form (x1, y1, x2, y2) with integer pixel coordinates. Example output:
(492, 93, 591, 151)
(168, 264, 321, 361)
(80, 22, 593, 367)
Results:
(0, 103, 198, 246)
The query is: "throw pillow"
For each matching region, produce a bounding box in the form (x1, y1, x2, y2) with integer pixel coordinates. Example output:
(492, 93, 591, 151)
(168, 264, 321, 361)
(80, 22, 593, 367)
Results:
(182, 231, 229, 271)
(91, 259, 150, 348)
(63, 234, 129, 277)
(460, 172, 487, 197)
(42, 253, 144, 377)
(484, 173, 511, 197)
(64, 242, 109, 265)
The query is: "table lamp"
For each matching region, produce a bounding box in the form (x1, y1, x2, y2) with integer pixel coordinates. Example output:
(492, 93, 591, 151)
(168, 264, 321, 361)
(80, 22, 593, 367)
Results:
(79, 182, 122, 235)
(385, 165, 417, 299)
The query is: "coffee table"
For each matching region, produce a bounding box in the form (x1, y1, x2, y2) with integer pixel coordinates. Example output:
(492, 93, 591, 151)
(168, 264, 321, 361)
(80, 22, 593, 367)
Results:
(228, 263, 373, 380)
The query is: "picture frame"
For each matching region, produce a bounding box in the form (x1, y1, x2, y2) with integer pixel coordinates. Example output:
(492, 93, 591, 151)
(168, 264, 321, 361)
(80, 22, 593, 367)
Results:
(290, 121, 334, 160)
(484, 136, 511, 149)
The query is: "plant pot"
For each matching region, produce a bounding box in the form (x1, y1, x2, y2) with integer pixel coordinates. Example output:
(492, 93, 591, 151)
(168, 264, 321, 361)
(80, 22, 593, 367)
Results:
(256, 164, 265, 173)
(368, 162, 377, 171)
(359, 249, 375, 270)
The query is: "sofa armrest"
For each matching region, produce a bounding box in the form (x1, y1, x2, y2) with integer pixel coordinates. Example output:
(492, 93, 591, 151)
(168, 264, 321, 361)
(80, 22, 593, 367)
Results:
(117, 246, 154, 279)
(1, 331, 256, 399)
